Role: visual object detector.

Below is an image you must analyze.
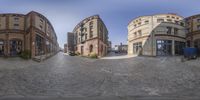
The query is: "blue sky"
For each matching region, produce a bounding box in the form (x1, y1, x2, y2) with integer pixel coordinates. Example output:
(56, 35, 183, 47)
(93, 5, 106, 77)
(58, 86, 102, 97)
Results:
(0, 0, 200, 48)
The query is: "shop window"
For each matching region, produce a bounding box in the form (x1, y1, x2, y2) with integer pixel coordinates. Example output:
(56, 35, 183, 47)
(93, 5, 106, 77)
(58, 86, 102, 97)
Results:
(175, 41, 185, 55)
(133, 42, 142, 55)
(10, 40, 22, 56)
(156, 40, 172, 56)
(35, 35, 44, 56)
(0, 40, 4, 56)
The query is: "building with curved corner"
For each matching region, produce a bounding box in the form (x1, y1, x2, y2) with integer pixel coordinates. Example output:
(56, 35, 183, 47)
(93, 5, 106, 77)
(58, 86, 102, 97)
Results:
(128, 13, 186, 56)
(0, 11, 59, 59)
(185, 14, 200, 55)
(68, 15, 109, 57)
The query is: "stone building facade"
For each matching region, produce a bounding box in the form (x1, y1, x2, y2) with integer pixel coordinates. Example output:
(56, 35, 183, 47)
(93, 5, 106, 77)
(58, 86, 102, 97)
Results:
(128, 14, 186, 56)
(185, 14, 200, 55)
(0, 11, 59, 58)
(68, 15, 109, 57)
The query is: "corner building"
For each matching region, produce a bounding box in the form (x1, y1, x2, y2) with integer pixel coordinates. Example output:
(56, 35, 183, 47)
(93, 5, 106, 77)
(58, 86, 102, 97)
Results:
(0, 11, 59, 58)
(128, 14, 186, 56)
(71, 15, 109, 57)
(185, 14, 200, 55)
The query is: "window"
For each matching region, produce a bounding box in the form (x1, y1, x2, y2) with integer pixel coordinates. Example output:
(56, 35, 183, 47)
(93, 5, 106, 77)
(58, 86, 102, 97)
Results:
(134, 32, 137, 37)
(90, 31, 93, 38)
(40, 19, 43, 24)
(197, 19, 200, 22)
(89, 45, 93, 53)
(167, 19, 172, 22)
(166, 27, 172, 34)
(138, 22, 141, 26)
(13, 24, 19, 29)
(180, 22, 184, 26)
(174, 28, 179, 35)
(145, 20, 149, 24)
(157, 19, 164, 23)
(14, 17, 19, 21)
(35, 35, 44, 56)
(157, 40, 172, 56)
(175, 21, 179, 24)
(167, 16, 170, 18)
(85, 34, 87, 40)
(133, 42, 142, 54)
(172, 16, 175, 19)
(175, 41, 185, 55)
(14, 24, 19, 26)
(39, 25, 43, 30)
(138, 30, 142, 36)
(0, 40, 4, 56)
(90, 25, 93, 29)
(89, 21, 93, 25)
(197, 25, 200, 30)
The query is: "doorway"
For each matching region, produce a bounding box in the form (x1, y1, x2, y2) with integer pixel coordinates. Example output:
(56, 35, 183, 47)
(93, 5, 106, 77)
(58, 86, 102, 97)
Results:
(10, 40, 22, 56)
(0, 41, 4, 56)
(156, 40, 172, 56)
(81, 46, 84, 55)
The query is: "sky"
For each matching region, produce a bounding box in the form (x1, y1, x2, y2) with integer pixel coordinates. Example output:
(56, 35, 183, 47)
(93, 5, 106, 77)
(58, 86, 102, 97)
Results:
(0, 0, 200, 48)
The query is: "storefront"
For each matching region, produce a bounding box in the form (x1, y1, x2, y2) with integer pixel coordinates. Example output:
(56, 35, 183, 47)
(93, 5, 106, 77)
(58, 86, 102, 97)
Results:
(0, 40, 4, 56)
(35, 34, 45, 56)
(156, 40, 172, 56)
(175, 41, 185, 55)
(9, 40, 22, 56)
(133, 42, 142, 55)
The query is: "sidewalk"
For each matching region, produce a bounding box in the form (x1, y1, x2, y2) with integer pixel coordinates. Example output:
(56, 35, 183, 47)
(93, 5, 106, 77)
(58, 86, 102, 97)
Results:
(101, 52, 137, 59)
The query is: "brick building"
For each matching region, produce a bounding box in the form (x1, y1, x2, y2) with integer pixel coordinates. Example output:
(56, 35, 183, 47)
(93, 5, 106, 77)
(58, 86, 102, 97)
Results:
(0, 11, 59, 58)
(68, 15, 109, 57)
(185, 14, 200, 55)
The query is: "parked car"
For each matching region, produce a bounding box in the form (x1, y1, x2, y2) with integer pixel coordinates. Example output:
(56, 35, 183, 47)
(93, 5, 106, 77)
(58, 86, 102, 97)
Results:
(69, 52, 75, 56)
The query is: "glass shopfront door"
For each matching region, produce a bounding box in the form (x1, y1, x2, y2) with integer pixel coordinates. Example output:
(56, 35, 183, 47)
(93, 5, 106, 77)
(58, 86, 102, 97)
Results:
(157, 40, 172, 56)
(0, 41, 4, 56)
(10, 40, 22, 56)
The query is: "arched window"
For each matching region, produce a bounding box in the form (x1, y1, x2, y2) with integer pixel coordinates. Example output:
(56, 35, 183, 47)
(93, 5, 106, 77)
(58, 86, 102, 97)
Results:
(89, 45, 93, 53)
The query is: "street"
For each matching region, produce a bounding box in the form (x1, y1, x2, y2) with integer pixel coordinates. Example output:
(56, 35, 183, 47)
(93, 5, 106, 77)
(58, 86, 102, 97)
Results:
(0, 52, 200, 99)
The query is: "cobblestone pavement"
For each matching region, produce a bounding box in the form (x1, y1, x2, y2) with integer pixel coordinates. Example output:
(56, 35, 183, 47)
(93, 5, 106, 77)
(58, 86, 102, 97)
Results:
(0, 53, 200, 98)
